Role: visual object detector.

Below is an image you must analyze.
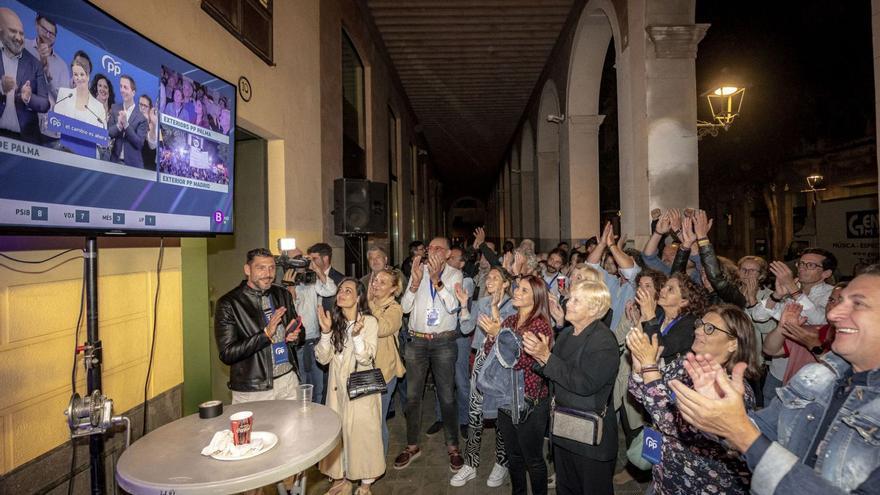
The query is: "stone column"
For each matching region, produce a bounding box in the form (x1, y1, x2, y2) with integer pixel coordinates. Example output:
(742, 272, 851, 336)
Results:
(565, 114, 605, 241)
(643, 23, 709, 212)
(510, 165, 522, 238)
(520, 169, 536, 238)
(537, 150, 561, 251)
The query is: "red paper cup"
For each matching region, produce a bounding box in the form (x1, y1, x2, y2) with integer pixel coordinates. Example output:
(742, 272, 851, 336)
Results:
(557, 277, 566, 292)
(230, 411, 253, 445)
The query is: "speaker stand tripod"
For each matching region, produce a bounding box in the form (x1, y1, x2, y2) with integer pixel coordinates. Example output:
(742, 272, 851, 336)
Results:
(342, 234, 367, 279)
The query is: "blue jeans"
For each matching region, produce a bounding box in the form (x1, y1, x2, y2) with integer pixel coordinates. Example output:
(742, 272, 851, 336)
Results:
(762, 371, 782, 408)
(381, 376, 398, 455)
(404, 332, 459, 446)
(434, 334, 471, 426)
(296, 339, 326, 404)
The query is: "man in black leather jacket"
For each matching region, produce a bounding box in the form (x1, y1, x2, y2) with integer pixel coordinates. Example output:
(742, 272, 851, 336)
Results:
(215, 248, 304, 403)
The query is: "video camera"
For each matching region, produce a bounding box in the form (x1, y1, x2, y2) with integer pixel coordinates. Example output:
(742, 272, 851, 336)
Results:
(275, 254, 317, 286)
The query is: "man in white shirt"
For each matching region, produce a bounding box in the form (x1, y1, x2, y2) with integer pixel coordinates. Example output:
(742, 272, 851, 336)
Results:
(108, 75, 147, 167)
(394, 237, 465, 473)
(754, 249, 837, 325)
(752, 248, 836, 400)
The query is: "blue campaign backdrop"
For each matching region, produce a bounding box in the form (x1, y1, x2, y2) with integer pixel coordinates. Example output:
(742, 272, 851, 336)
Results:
(0, 0, 236, 233)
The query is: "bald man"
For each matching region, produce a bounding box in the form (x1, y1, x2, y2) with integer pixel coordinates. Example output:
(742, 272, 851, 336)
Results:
(0, 7, 49, 143)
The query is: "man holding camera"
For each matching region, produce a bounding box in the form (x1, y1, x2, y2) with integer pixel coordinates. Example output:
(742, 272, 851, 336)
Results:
(214, 248, 304, 403)
(282, 247, 337, 404)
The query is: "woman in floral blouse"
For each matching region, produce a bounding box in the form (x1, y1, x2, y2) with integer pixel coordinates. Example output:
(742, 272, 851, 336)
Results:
(627, 304, 761, 495)
(479, 274, 554, 495)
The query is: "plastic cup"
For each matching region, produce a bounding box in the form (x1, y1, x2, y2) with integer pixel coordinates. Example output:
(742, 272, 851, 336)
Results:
(229, 411, 253, 445)
(298, 384, 314, 409)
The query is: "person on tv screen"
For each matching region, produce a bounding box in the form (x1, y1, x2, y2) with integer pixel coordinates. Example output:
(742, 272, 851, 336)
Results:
(24, 14, 69, 144)
(89, 73, 114, 161)
(181, 78, 196, 118)
(219, 108, 231, 134)
(192, 98, 210, 129)
(89, 73, 115, 125)
(0, 7, 50, 144)
(139, 94, 157, 170)
(163, 87, 192, 122)
(108, 74, 147, 167)
(24, 15, 68, 102)
(54, 59, 105, 129)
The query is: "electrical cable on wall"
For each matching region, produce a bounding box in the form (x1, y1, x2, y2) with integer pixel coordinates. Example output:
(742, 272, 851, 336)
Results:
(0, 249, 77, 264)
(68, 254, 86, 495)
(142, 238, 165, 438)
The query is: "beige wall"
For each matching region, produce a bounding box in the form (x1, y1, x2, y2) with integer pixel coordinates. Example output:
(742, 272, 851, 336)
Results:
(0, 246, 182, 473)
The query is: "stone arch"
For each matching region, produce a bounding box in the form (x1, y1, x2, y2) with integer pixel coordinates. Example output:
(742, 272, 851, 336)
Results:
(564, 1, 620, 242)
(520, 122, 536, 238)
(537, 80, 561, 251)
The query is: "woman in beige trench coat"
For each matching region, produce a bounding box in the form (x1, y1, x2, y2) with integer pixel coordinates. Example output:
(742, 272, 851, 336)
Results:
(316, 278, 386, 495)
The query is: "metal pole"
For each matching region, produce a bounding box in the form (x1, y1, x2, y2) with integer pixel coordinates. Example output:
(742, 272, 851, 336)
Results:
(85, 237, 105, 494)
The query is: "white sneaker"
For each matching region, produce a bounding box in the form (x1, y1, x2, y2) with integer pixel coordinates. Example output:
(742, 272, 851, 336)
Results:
(450, 464, 477, 487)
(487, 463, 508, 488)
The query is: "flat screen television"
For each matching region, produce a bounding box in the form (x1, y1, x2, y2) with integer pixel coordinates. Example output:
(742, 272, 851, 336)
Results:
(0, 0, 236, 235)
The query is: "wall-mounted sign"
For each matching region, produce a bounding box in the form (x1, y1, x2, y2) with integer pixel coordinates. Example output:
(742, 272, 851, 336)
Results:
(238, 76, 252, 102)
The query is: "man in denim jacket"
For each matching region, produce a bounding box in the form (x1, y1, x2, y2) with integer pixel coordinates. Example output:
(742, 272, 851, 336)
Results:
(670, 266, 880, 494)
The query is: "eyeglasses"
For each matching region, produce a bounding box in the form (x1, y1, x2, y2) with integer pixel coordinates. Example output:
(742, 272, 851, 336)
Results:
(694, 319, 735, 338)
(37, 23, 57, 39)
(796, 261, 824, 271)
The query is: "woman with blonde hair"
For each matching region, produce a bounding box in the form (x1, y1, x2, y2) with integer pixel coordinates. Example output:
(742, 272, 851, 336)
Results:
(367, 267, 406, 454)
(317, 279, 385, 495)
(523, 280, 620, 495)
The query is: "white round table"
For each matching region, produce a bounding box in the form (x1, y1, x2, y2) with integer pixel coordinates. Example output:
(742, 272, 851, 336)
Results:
(116, 400, 341, 494)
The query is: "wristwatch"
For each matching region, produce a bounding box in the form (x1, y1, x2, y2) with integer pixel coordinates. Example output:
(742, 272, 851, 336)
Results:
(810, 345, 824, 355)
(434, 280, 444, 290)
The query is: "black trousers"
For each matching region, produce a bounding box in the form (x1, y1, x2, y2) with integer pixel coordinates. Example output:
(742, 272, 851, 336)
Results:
(553, 444, 615, 495)
(497, 397, 550, 495)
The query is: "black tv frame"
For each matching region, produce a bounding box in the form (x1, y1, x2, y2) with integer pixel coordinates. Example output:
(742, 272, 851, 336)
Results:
(0, 0, 239, 237)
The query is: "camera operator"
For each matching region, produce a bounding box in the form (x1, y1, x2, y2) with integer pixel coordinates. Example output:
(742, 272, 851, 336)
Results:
(280, 248, 337, 404)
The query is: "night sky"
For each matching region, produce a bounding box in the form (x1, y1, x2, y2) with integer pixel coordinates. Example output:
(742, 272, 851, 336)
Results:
(695, 0, 875, 178)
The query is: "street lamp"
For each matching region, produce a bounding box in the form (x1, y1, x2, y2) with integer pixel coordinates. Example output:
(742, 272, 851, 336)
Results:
(698, 85, 746, 138)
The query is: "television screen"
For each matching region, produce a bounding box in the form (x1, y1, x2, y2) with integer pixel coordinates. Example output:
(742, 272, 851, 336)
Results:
(0, 0, 235, 235)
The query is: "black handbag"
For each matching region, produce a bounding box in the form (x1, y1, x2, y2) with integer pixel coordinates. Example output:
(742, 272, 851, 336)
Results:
(347, 367, 386, 400)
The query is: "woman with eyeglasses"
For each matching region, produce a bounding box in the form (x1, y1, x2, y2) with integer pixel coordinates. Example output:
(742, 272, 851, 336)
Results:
(626, 304, 761, 495)
(367, 267, 406, 455)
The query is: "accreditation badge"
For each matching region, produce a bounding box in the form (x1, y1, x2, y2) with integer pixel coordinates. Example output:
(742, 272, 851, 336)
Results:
(271, 341, 289, 366)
